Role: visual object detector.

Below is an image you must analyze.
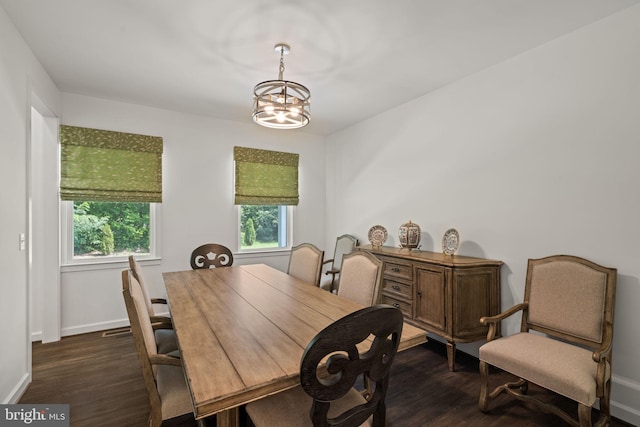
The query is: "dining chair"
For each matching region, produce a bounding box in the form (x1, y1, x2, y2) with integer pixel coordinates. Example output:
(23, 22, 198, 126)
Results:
(478, 255, 617, 427)
(121, 269, 204, 427)
(287, 243, 324, 286)
(320, 234, 358, 293)
(190, 243, 234, 269)
(245, 304, 403, 427)
(336, 251, 383, 307)
(128, 255, 177, 355)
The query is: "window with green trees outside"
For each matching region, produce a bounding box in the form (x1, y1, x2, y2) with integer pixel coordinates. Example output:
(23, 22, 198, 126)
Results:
(239, 205, 289, 251)
(72, 201, 151, 258)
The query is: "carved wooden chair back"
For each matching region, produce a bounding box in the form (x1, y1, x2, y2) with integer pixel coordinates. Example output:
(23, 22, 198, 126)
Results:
(478, 255, 617, 427)
(337, 251, 383, 307)
(288, 243, 324, 286)
(190, 243, 234, 269)
(245, 305, 403, 427)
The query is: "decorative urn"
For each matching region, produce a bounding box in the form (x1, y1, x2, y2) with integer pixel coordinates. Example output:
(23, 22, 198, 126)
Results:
(398, 220, 421, 249)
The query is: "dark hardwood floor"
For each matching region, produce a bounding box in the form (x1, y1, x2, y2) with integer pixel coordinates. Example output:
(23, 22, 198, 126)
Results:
(20, 330, 631, 427)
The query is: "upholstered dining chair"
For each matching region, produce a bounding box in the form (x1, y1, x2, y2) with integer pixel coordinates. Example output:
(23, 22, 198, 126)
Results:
(245, 304, 403, 427)
(128, 255, 177, 355)
(121, 269, 204, 427)
(288, 243, 324, 286)
(336, 251, 383, 307)
(478, 255, 617, 427)
(320, 234, 358, 293)
(190, 243, 234, 269)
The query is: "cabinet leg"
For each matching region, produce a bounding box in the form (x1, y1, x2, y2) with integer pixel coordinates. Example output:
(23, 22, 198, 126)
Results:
(446, 341, 456, 371)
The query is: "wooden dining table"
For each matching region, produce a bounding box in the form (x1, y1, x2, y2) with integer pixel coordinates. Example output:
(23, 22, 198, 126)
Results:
(163, 263, 427, 427)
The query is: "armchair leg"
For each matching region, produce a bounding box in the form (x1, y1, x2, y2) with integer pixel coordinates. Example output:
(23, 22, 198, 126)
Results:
(578, 404, 592, 427)
(479, 361, 490, 412)
(479, 360, 530, 414)
(593, 380, 612, 427)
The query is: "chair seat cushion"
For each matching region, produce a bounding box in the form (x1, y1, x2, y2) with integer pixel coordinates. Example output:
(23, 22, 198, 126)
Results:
(155, 328, 179, 354)
(246, 385, 372, 427)
(479, 332, 610, 405)
(156, 364, 193, 420)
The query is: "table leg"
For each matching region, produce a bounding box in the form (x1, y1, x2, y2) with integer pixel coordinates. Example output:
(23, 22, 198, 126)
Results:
(216, 408, 239, 427)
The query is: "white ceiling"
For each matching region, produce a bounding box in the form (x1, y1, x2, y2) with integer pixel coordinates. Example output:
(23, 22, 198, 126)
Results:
(2, 0, 638, 135)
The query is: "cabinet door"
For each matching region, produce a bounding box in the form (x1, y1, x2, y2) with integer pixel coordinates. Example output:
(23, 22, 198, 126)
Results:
(414, 266, 447, 333)
(452, 268, 499, 340)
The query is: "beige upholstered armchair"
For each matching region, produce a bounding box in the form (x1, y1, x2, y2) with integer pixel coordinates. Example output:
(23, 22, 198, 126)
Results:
(320, 234, 358, 292)
(122, 269, 204, 427)
(288, 243, 324, 286)
(128, 255, 177, 355)
(478, 255, 617, 427)
(336, 251, 383, 307)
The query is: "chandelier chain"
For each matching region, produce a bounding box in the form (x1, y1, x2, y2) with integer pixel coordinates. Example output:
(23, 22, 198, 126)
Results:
(278, 56, 285, 81)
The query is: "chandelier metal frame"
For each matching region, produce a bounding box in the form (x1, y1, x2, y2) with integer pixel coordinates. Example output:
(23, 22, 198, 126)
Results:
(252, 43, 311, 129)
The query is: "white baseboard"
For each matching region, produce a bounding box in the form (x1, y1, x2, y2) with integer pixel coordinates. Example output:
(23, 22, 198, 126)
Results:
(31, 331, 42, 342)
(61, 318, 130, 337)
(611, 374, 640, 426)
(3, 372, 30, 404)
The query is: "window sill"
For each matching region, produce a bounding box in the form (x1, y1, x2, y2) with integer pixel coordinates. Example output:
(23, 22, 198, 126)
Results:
(60, 257, 161, 273)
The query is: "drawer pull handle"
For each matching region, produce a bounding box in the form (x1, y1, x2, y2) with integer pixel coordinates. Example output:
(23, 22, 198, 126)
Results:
(391, 267, 400, 273)
(392, 285, 401, 291)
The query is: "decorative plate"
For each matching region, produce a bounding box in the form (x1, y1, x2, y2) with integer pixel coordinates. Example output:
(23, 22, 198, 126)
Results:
(442, 228, 460, 255)
(368, 225, 388, 247)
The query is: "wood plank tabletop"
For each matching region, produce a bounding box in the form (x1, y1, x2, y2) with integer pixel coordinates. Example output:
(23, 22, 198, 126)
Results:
(163, 263, 427, 425)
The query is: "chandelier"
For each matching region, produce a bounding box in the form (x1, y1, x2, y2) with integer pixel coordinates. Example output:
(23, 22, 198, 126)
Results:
(252, 43, 310, 129)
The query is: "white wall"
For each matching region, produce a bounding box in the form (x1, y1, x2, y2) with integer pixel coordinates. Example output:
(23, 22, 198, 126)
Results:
(58, 94, 326, 335)
(0, 6, 60, 403)
(326, 5, 640, 424)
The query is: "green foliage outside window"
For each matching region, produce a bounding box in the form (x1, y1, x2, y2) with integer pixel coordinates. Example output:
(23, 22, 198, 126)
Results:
(243, 218, 256, 246)
(240, 205, 281, 249)
(73, 201, 150, 257)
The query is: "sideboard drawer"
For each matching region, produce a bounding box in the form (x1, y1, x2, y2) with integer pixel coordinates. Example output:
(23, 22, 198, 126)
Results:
(382, 294, 412, 317)
(383, 278, 412, 299)
(383, 260, 413, 281)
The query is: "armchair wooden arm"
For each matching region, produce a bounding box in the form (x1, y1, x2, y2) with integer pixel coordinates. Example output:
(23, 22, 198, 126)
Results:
(480, 303, 528, 341)
(150, 316, 173, 330)
(149, 354, 182, 367)
(592, 321, 614, 363)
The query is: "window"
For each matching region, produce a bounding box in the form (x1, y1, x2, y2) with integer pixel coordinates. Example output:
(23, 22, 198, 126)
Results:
(233, 146, 298, 253)
(238, 205, 291, 251)
(59, 125, 163, 266)
(62, 200, 160, 264)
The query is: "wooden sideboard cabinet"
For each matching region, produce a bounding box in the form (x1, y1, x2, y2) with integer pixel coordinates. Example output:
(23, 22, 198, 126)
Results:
(358, 245, 503, 371)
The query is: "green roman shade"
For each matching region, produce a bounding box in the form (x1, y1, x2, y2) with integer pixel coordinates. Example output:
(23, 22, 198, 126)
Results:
(234, 146, 299, 205)
(60, 125, 163, 203)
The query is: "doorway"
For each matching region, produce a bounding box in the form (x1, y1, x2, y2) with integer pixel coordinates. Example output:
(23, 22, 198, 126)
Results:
(29, 101, 60, 343)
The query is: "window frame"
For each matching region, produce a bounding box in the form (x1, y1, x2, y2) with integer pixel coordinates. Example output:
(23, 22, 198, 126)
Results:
(236, 205, 293, 254)
(60, 200, 162, 271)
